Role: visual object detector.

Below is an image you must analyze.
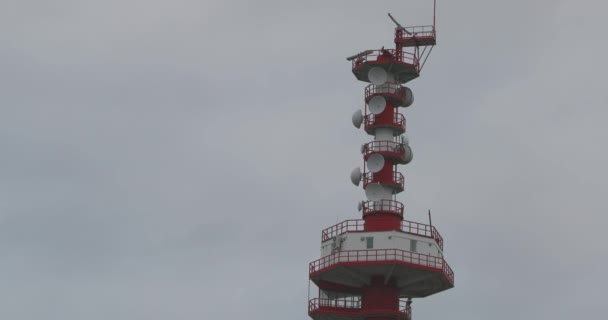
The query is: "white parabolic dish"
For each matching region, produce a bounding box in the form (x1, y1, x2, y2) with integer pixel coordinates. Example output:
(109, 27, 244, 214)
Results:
(352, 109, 363, 128)
(368, 67, 388, 85)
(368, 96, 386, 115)
(365, 183, 390, 201)
(350, 167, 362, 186)
(366, 154, 385, 173)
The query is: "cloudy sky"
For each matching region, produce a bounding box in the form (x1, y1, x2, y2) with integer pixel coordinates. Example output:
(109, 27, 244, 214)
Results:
(1, 0, 607, 319)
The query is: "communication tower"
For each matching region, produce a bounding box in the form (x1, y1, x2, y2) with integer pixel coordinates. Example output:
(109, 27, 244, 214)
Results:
(308, 3, 454, 320)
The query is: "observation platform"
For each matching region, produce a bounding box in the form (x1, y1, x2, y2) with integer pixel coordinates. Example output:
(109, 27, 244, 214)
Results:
(351, 49, 419, 84)
(365, 83, 413, 108)
(309, 298, 411, 320)
(321, 219, 444, 251)
(364, 112, 406, 136)
(309, 248, 454, 298)
(364, 172, 404, 193)
(363, 141, 411, 165)
(395, 26, 436, 47)
(361, 200, 404, 219)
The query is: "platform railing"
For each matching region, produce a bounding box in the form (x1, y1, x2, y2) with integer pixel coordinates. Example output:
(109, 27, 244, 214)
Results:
(365, 82, 407, 100)
(443, 259, 455, 285)
(363, 171, 404, 190)
(363, 140, 406, 158)
(351, 49, 418, 69)
(321, 220, 365, 242)
(309, 249, 451, 279)
(308, 297, 361, 312)
(364, 112, 406, 131)
(399, 301, 413, 318)
(309, 297, 412, 318)
(401, 220, 444, 251)
(320, 218, 444, 251)
(397, 25, 435, 39)
(362, 200, 404, 217)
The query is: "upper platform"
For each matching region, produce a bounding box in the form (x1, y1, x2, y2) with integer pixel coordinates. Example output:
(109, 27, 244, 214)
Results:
(350, 24, 436, 84)
(321, 219, 444, 251)
(395, 25, 436, 47)
(309, 247, 454, 298)
(351, 50, 420, 84)
(312, 219, 452, 298)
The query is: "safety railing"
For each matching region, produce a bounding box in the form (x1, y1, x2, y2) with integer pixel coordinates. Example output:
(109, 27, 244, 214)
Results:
(309, 297, 412, 318)
(396, 25, 436, 41)
(363, 171, 404, 191)
(309, 248, 447, 275)
(351, 49, 418, 69)
(308, 297, 361, 312)
(363, 140, 406, 160)
(401, 220, 444, 251)
(362, 200, 404, 217)
(443, 259, 455, 285)
(321, 220, 365, 242)
(364, 112, 406, 132)
(320, 219, 444, 251)
(365, 82, 407, 100)
(399, 300, 413, 319)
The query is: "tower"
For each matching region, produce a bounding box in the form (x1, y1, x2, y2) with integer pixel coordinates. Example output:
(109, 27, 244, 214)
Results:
(308, 6, 454, 320)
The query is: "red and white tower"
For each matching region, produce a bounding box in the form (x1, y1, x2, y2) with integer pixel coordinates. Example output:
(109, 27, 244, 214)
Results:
(308, 6, 454, 320)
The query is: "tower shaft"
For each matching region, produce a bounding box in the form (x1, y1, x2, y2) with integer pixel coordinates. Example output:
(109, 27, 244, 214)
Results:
(308, 8, 453, 320)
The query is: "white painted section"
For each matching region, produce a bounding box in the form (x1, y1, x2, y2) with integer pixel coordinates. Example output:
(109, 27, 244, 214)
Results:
(375, 72, 396, 94)
(320, 231, 442, 258)
(320, 234, 346, 257)
(374, 128, 394, 141)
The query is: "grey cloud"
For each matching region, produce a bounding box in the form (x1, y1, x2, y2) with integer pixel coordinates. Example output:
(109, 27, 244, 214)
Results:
(0, 0, 606, 319)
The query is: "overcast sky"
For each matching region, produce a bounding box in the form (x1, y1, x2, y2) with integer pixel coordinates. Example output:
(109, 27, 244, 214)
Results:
(1, 0, 607, 319)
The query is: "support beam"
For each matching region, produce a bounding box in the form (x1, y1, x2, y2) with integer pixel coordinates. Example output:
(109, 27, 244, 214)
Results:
(384, 264, 397, 285)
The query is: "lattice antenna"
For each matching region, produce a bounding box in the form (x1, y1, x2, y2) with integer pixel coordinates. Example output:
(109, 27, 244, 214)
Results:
(388, 13, 412, 35)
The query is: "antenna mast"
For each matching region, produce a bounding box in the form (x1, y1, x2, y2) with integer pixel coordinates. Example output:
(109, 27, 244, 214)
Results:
(308, 4, 454, 320)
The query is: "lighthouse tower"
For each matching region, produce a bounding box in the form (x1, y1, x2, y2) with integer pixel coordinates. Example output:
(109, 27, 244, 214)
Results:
(308, 7, 454, 320)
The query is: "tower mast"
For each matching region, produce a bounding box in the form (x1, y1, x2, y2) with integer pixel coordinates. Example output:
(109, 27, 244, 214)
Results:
(308, 5, 454, 320)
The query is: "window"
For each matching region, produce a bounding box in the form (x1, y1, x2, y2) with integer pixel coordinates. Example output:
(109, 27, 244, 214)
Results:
(366, 237, 374, 249)
(410, 239, 417, 252)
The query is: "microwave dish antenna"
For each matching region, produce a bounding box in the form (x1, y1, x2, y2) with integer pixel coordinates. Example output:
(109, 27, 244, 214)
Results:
(368, 96, 387, 115)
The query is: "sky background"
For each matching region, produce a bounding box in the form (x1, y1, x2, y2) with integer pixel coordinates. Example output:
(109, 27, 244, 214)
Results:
(1, 0, 607, 319)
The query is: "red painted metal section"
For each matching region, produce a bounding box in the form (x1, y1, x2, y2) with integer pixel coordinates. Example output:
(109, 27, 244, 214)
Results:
(364, 214, 401, 231)
(309, 248, 455, 285)
(372, 101, 396, 126)
(361, 277, 400, 320)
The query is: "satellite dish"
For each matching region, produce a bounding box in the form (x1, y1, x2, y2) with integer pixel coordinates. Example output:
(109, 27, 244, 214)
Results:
(403, 145, 413, 164)
(400, 134, 409, 145)
(365, 183, 390, 201)
(401, 87, 414, 107)
(366, 154, 385, 173)
(350, 167, 362, 186)
(352, 109, 363, 128)
(368, 67, 387, 85)
(368, 96, 386, 115)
